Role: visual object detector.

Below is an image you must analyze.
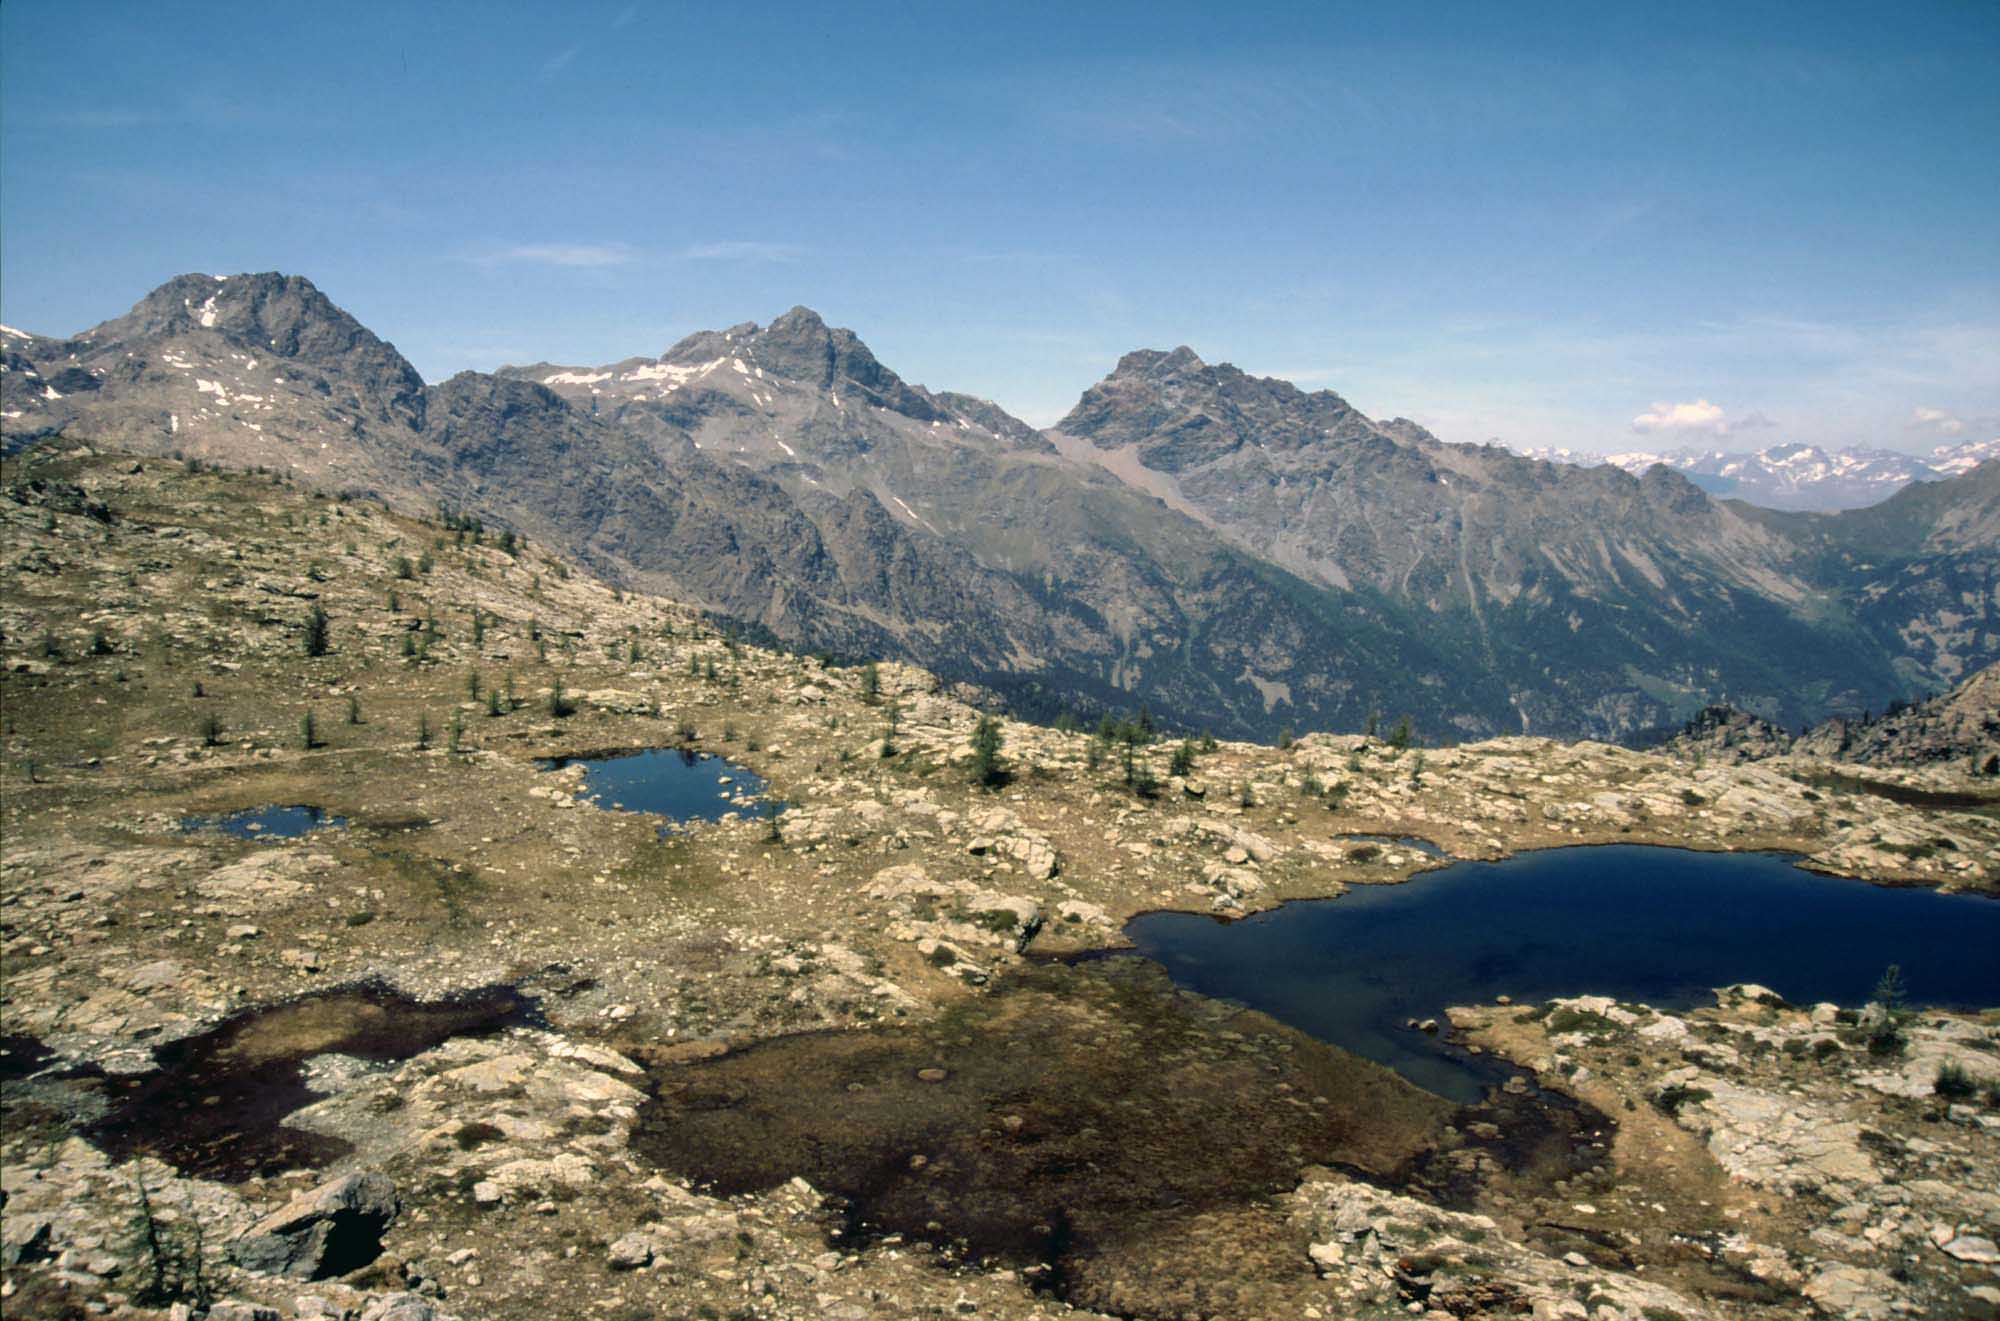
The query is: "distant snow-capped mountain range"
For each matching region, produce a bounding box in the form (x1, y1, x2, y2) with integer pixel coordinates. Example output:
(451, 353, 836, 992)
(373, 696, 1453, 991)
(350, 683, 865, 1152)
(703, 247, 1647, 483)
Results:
(1516, 439, 2000, 511)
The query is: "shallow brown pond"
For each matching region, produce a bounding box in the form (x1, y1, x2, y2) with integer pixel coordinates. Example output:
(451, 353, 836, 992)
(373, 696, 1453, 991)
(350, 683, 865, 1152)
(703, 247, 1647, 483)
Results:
(632, 959, 1611, 1313)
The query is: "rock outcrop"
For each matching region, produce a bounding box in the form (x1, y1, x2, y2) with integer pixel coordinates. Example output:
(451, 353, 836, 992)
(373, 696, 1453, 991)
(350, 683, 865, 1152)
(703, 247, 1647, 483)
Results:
(230, 1173, 400, 1279)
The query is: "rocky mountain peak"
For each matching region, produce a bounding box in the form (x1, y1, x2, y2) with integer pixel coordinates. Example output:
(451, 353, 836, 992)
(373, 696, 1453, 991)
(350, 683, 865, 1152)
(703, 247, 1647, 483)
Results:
(670, 307, 947, 424)
(0, 272, 429, 454)
(759, 309, 894, 387)
(94, 272, 427, 420)
(765, 304, 830, 337)
(1109, 346, 1208, 379)
(1058, 347, 1375, 467)
(108, 273, 374, 358)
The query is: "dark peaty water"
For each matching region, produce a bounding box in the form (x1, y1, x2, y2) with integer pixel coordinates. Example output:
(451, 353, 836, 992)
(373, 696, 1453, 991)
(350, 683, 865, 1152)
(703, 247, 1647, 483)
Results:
(540, 748, 779, 829)
(1124, 845, 2000, 1102)
(84, 982, 537, 1181)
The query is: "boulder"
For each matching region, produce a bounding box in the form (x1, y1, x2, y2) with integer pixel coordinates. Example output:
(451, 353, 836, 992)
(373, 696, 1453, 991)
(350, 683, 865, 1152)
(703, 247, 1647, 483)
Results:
(1802, 1264, 1901, 1319)
(0, 1212, 53, 1267)
(607, 1231, 655, 1270)
(230, 1172, 399, 1280)
(206, 1305, 281, 1321)
(1941, 1233, 2000, 1264)
(1004, 835, 1060, 880)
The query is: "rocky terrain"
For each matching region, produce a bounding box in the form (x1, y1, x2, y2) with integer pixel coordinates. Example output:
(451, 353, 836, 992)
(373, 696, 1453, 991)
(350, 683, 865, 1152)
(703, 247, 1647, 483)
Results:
(1521, 440, 2000, 513)
(1669, 666, 2000, 773)
(3, 445, 1997, 1320)
(7, 274, 1998, 745)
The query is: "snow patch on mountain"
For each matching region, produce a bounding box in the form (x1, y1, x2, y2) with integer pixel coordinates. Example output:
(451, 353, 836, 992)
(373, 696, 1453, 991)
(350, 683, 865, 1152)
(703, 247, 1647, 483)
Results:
(620, 359, 723, 388)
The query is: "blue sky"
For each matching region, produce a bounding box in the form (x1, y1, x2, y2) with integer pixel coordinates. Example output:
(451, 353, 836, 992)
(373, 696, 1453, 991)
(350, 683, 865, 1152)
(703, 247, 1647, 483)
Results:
(4, 1, 1996, 452)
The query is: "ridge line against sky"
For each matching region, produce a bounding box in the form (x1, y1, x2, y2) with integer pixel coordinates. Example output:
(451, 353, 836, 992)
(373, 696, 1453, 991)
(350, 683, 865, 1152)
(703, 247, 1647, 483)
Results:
(3, 0, 1996, 453)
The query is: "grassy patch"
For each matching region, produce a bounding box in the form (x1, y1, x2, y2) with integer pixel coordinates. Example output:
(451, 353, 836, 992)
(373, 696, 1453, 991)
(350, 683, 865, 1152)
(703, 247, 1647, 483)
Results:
(1934, 1061, 1976, 1099)
(1545, 1007, 1619, 1037)
(375, 848, 490, 928)
(969, 907, 1021, 934)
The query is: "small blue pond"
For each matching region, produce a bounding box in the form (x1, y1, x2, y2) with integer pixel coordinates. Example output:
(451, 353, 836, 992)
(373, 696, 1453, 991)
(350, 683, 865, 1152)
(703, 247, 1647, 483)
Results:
(1123, 845, 2000, 1102)
(180, 805, 346, 839)
(539, 748, 779, 831)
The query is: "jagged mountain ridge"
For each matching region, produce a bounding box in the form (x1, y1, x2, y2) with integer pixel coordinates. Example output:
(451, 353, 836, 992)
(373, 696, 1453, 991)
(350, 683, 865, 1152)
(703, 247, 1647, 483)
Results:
(1049, 346, 1995, 734)
(0, 279, 1476, 740)
(1519, 439, 2000, 512)
(510, 321, 1983, 740)
(0, 278, 1094, 695)
(4, 272, 1994, 741)
(501, 309, 1495, 737)
(1053, 345, 1802, 606)
(1665, 662, 2000, 772)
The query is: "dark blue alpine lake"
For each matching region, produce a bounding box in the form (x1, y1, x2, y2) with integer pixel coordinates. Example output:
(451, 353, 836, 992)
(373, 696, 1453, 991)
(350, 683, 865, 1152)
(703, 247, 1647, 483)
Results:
(1122, 845, 2000, 1102)
(539, 747, 778, 830)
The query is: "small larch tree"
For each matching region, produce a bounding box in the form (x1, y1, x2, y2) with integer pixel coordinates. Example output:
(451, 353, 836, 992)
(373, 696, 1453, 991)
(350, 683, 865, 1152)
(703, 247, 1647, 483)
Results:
(880, 700, 901, 758)
(1867, 964, 1910, 1056)
(303, 605, 330, 657)
(970, 715, 1005, 789)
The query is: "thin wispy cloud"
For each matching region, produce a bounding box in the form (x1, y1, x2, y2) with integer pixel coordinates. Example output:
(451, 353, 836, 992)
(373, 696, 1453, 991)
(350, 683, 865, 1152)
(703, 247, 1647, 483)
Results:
(538, 44, 582, 82)
(1024, 66, 1331, 147)
(962, 251, 1080, 268)
(537, 6, 646, 83)
(677, 241, 803, 263)
(22, 93, 259, 132)
(463, 243, 639, 269)
(458, 239, 804, 272)
(42, 108, 162, 129)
